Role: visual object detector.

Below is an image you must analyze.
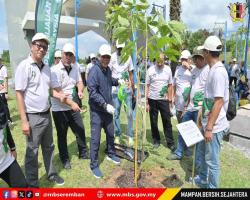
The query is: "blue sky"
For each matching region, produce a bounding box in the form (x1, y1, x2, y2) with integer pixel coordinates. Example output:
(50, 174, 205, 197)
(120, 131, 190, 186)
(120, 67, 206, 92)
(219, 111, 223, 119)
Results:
(0, 0, 246, 57)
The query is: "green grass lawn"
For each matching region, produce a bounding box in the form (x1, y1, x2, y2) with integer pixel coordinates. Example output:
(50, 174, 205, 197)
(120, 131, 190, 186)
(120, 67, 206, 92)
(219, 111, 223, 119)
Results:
(1, 89, 250, 188)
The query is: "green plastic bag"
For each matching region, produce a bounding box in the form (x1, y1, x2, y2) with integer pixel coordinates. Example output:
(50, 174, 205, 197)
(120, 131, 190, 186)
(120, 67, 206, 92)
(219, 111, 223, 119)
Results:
(118, 84, 128, 110)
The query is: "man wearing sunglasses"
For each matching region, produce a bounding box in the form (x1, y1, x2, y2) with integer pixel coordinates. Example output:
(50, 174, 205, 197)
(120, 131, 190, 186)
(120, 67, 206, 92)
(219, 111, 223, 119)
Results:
(50, 43, 88, 170)
(15, 33, 64, 187)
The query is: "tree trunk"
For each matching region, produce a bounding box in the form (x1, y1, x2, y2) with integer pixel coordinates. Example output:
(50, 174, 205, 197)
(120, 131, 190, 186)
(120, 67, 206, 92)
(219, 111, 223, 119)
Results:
(170, 0, 181, 21)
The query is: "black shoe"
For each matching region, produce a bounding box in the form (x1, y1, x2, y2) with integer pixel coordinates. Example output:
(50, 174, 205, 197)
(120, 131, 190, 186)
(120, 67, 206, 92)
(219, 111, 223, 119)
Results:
(48, 174, 65, 186)
(63, 161, 71, 169)
(153, 143, 160, 149)
(79, 153, 90, 159)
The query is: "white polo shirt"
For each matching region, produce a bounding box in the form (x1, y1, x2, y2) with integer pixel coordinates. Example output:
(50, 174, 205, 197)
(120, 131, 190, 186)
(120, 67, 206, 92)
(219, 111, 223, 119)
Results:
(51, 61, 81, 111)
(202, 61, 229, 133)
(173, 65, 192, 111)
(146, 64, 172, 100)
(0, 64, 8, 94)
(187, 64, 210, 111)
(109, 52, 134, 93)
(0, 128, 14, 174)
(230, 64, 239, 77)
(15, 56, 51, 113)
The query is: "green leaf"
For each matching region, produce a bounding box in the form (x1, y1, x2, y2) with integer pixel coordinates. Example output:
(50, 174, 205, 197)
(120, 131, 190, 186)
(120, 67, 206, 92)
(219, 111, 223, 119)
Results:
(156, 37, 173, 48)
(123, 0, 133, 6)
(136, 3, 149, 10)
(168, 20, 186, 33)
(113, 27, 128, 39)
(118, 15, 130, 27)
(164, 48, 180, 62)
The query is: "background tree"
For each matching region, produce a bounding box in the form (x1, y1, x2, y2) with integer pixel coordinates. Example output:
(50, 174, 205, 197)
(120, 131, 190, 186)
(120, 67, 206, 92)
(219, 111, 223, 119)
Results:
(1, 50, 10, 64)
(188, 29, 210, 52)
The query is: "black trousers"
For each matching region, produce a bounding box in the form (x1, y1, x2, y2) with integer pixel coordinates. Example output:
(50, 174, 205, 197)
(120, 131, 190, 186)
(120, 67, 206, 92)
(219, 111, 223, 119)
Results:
(0, 160, 27, 188)
(52, 110, 87, 163)
(148, 99, 174, 147)
(90, 110, 115, 170)
(0, 93, 12, 122)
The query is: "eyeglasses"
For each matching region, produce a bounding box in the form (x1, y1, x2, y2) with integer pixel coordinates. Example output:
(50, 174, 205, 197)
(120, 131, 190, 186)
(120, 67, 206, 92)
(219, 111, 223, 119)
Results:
(54, 57, 61, 59)
(33, 43, 48, 51)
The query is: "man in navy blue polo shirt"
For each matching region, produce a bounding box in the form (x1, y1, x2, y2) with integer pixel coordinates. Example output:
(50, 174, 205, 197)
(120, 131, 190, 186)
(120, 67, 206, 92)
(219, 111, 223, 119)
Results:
(87, 44, 123, 178)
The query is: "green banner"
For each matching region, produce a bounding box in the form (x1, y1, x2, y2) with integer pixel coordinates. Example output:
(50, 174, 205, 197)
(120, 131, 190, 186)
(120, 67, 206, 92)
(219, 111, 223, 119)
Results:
(35, 0, 63, 66)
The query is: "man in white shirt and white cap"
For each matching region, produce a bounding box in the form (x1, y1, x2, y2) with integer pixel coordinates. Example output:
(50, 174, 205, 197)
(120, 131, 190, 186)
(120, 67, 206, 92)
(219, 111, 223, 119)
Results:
(109, 40, 134, 145)
(15, 33, 64, 187)
(54, 49, 62, 65)
(85, 53, 97, 80)
(173, 50, 192, 123)
(50, 43, 88, 170)
(196, 35, 229, 188)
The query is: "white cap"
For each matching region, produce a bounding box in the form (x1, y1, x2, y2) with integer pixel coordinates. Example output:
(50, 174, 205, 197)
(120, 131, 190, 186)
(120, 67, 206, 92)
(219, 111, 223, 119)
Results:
(54, 50, 62, 58)
(233, 58, 237, 62)
(99, 44, 111, 56)
(116, 40, 125, 48)
(180, 50, 191, 59)
(89, 53, 96, 59)
(201, 35, 222, 52)
(32, 33, 49, 44)
(62, 43, 75, 56)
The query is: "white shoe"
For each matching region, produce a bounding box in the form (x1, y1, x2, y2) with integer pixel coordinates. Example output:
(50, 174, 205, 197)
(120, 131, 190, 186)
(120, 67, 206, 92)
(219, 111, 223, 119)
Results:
(114, 136, 120, 144)
(128, 137, 134, 146)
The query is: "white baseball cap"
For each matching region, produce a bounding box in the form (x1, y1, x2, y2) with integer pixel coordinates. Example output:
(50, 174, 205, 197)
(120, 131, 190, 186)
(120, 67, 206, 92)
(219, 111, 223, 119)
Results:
(32, 33, 50, 45)
(54, 50, 62, 58)
(90, 53, 96, 59)
(201, 35, 222, 52)
(233, 58, 237, 62)
(116, 40, 125, 48)
(180, 50, 191, 59)
(62, 43, 75, 56)
(99, 44, 111, 56)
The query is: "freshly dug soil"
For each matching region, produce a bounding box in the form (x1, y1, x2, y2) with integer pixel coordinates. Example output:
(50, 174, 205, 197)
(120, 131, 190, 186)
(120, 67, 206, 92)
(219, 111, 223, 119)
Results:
(102, 166, 183, 188)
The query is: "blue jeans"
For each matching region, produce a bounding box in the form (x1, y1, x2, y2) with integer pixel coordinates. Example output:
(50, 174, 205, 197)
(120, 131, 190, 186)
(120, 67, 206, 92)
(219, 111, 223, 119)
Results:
(198, 128, 228, 188)
(112, 89, 133, 137)
(174, 110, 198, 158)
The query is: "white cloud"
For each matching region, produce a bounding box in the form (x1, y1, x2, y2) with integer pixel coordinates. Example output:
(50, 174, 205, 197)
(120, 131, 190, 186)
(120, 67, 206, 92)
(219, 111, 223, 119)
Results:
(56, 30, 107, 58)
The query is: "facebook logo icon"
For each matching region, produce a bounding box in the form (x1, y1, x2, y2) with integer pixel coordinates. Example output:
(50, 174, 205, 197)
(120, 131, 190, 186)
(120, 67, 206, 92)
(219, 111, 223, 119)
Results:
(2, 190, 10, 199)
